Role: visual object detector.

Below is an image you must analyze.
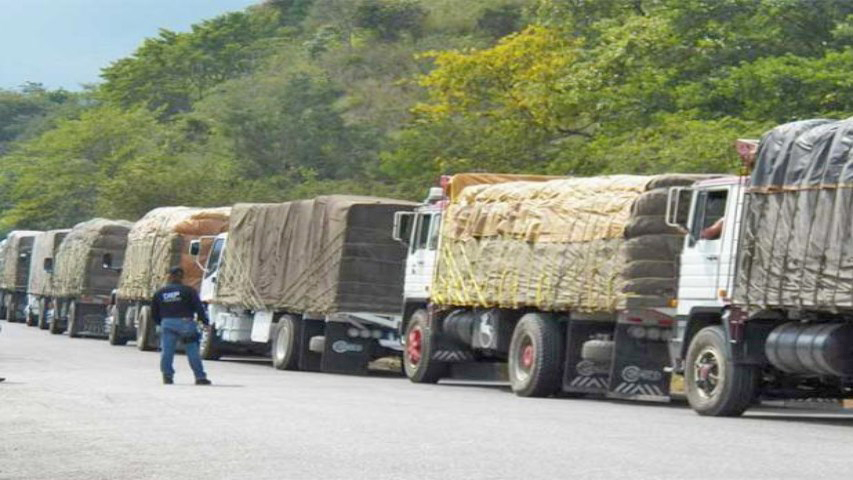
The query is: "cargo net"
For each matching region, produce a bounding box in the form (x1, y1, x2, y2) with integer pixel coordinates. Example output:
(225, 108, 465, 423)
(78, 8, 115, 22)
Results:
(735, 118, 853, 310)
(432, 174, 708, 312)
(116, 206, 230, 300)
(52, 218, 132, 297)
(214, 196, 415, 314)
(0, 231, 42, 291)
(28, 229, 70, 296)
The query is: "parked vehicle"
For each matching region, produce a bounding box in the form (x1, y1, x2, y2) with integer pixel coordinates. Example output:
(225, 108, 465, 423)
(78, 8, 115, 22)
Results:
(108, 207, 229, 349)
(0, 231, 42, 322)
(49, 218, 132, 337)
(394, 173, 707, 400)
(667, 119, 853, 416)
(26, 229, 70, 328)
(194, 195, 415, 374)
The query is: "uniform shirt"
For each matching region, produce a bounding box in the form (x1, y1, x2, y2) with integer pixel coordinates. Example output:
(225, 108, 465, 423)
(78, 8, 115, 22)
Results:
(151, 283, 209, 325)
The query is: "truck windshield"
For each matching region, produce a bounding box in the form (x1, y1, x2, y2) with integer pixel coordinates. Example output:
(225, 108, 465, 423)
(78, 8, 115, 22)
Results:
(414, 214, 432, 252)
(205, 238, 224, 277)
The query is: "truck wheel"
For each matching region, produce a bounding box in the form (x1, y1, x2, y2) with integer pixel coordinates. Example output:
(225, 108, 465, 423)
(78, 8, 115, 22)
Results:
(26, 303, 38, 327)
(49, 300, 64, 335)
(136, 306, 156, 351)
(272, 315, 300, 370)
(508, 313, 564, 397)
(200, 325, 222, 360)
(7, 297, 18, 322)
(107, 305, 128, 346)
(404, 309, 448, 384)
(685, 326, 758, 417)
(37, 298, 50, 330)
(67, 301, 81, 338)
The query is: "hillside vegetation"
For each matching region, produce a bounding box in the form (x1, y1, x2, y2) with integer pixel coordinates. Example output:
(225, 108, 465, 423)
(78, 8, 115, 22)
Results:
(2, 0, 853, 232)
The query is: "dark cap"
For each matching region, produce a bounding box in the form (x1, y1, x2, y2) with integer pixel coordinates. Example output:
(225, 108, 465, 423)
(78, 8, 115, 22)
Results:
(168, 266, 184, 276)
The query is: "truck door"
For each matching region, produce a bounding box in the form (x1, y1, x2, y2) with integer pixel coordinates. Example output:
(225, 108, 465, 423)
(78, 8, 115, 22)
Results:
(404, 212, 440, 301)
(678, 187, 730, 310)
(200, 236, 224, 303)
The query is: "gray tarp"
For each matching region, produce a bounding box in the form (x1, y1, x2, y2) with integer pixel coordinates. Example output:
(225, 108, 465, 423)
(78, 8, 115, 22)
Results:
(52, 219, 132, 298)
(116, 207, 230, 300)
(0, 230, 42, 292)
(433, 174, 712, 312)
(28, 229, 70, 296)
(215, 195, 416, 314)
(735, 118, 853, 310)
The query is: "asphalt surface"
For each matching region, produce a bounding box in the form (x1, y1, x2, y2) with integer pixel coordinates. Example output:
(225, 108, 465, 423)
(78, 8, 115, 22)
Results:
(1, 321, 851, 480)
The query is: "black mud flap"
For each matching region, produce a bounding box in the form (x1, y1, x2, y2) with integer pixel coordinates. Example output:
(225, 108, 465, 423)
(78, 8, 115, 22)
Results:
(431, 333, 476, 363)
(298, 318, 324, 372)
(319, 321, 375, 375)
(606, 321, 672, 402)
(562, 320, 613, 395)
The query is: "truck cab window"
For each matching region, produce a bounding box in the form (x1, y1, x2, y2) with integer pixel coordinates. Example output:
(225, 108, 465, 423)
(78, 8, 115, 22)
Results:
(205, 238, 224, 277)
(414, 214, 432, 251)
(690, 189, 728, 246)
(428, 213, 440, 251)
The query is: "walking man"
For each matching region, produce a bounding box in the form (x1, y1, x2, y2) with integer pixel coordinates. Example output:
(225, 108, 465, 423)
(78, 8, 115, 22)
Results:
(151, 267, 211, 385)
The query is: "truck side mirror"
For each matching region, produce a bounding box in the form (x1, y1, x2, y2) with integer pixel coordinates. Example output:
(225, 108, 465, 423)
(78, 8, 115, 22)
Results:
(189, 239, 201, 256)
(43, 258, 54, 273)
(393, 211, 415, 244)
(665, 187, 690, 234)
(102, 253, 113, 269)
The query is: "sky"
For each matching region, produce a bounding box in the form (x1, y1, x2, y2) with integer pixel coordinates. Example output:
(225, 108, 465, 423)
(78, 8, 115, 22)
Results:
(0, 0, 261, 91)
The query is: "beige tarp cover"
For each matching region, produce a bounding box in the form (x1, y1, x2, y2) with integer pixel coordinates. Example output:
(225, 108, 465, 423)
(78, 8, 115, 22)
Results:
(116, 207, 230, 300)
(52, 219, 132, 298)
(447, 173, 559, 202)
(0, 230, 42, 292)
(433, 174, 710, 312)
(28, 229, 70, 296)
(215, 195, 415, 314)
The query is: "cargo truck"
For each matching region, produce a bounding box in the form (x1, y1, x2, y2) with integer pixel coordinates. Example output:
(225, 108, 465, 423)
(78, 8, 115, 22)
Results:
(394, 174, 709, 400)
(666, 119, 853, 416)
(107, 207, 230, 349)
(49, 218, 132, 337)
(192, 195, 415, 375)
(0, 230, 42, 322)
(26, 229, 70, 328)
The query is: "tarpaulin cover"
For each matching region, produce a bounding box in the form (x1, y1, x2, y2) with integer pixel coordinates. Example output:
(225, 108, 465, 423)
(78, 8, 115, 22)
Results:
(0, 230, 42, 292)
(215, 195, 416, 314)
(116, 207, 230, 300)
(447, 173, 559, 202)
(52, 219, 132, 298)
(28, 229, 70, 296)
(734, 118, 853, 310)
(432, 174, 710, 312)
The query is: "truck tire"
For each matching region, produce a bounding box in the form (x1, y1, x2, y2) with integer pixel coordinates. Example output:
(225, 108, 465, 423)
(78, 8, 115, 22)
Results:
(26, 303, 38, 327)
(272, 315, 300, 370)
(7, 297, 18, 322)
(107, 305, 128, 346)
(508, 313, 564, 397)
(67, 301, 81, 338)
(581, 339, 614, 364)
(403, 309, 448, 384)
(685, 325, 758, 417)
(136, 306, 156, 351)
(49, 300, 64, 335)
(200, 325, 222, 360)
(37, 298, 50, 330)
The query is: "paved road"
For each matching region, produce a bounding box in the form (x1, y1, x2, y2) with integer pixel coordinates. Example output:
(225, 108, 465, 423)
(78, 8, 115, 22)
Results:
(1, 322, 851, 480)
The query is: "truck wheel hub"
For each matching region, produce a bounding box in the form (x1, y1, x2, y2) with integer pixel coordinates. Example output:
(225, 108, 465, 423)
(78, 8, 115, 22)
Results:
(693, 348, 721, 399)
(407, 327, 422, 365)
(521, 344, 534, 369)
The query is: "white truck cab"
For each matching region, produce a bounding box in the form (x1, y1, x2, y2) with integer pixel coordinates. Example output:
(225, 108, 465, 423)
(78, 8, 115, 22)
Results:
(392, 187, 444, 308)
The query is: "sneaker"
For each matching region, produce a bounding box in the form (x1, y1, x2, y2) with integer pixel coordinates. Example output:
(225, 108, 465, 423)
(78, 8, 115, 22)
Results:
(163, 375, 174, 385)
(195, 378, 212, 386)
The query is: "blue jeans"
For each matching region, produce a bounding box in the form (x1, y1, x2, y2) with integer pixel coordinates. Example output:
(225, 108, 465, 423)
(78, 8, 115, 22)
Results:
(160, 317, 206, 380)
